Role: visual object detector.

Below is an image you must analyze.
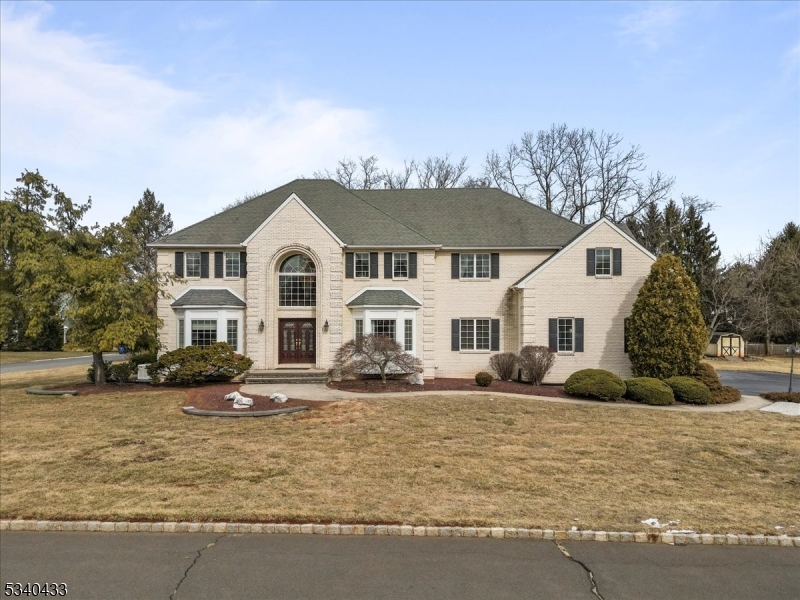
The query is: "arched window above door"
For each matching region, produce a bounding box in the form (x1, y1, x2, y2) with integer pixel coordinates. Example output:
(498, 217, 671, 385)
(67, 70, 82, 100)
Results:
(279, 254, 316, 306)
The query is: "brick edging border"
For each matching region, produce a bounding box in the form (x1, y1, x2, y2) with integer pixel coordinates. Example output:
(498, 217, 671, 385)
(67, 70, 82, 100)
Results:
(1, 521, 797, 547)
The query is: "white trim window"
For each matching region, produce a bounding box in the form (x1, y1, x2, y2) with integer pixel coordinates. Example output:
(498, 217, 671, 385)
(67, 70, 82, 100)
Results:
(461, 318, 491, 350)
(191, 319, 217, 347)
(371, 319, 396, 340)
(225, 252, 240, 278)
(226, 319, 239, 351)
(279, 254, 316, 307)
(594, 249, 611, 276)
(404, 319, 413, 351)
(460, 253, 490, 279)
(177, 319, 185, 349)
(355, 318, 364, 349)
(393, 252, 408, 278)
(558, 318, 574, 352)
(354, 252, 370, 279)
(185, 252, 201, 278)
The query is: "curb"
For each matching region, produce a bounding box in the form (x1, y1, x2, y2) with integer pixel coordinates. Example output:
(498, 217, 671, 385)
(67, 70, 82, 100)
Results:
(182, 406, 308, 417)
(1, 520, 797, 546)
(25, 388, 78, 396)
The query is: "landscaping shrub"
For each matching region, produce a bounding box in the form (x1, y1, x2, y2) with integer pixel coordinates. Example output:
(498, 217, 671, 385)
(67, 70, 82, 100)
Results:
(333, 334, 422, 383)
(692, 362, 722, 391)
(518, 345, 555, 386)
(475, 371, 493, 387)
(127, 351, 158, 367)
(627, 254, 708, 379)
(87, 361, 113, 383)
(489, 352, 517, 381)
(665, 376, 711, 405)
(625, 377, 675, 405)
(760, 392, 800, 403)
(106, 362, 133, 384)
(709, 385, 741, 405)
(564, 369, 626, 401)
(147, 343, 253, 385)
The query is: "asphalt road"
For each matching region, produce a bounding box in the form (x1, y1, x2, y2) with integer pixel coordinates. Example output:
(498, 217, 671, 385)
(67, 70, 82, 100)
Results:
(1, 533, 798, 600)
(718, 371, 792, 395)
(0, 353, 126, 375)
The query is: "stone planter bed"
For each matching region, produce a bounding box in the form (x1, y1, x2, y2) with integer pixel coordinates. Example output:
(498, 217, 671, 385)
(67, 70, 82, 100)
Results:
(184, 383, 330, 413)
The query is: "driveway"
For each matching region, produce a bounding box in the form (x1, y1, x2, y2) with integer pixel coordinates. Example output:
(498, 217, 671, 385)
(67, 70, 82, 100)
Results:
(0, 353, 126, 375)
(2, 532, 798, 600)
(718, 371, 792, 395)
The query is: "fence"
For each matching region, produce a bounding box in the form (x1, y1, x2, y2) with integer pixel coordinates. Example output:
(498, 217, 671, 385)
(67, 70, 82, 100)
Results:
(744, 343, 797, 356)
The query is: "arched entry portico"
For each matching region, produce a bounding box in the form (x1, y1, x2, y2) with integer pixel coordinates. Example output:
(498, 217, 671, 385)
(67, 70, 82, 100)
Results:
(276, 252, 317, 365)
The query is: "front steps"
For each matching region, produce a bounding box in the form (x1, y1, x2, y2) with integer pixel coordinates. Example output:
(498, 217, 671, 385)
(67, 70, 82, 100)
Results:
(245, 368, 328, 384)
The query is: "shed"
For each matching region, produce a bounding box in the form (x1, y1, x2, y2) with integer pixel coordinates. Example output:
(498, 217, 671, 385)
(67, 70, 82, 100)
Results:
(706, 333, 745, 358)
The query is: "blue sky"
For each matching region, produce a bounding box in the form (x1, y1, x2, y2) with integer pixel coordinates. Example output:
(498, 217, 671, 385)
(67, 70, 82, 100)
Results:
(1, 1, 798, 259)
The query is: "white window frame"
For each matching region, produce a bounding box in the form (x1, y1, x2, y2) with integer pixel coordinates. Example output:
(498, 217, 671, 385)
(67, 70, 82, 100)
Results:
(354, 252, 370, 279)
(558, 317, 574, 353)
(177, 318, 185, 349)
(393, 252, 408, 279)
(224, 252, 240, 279)
(185, 251, 201, 278)
(226, 319, 239, 351)
(352, 308, 417, 355)
(460, 318, 491, 351)
(404, 319, 413, 352)
(174, 308, 243, 352)
(595, 248, 611, 276)
(460, 253, 490, 279)
(370, 319, 397, 341)
(190, 319, 218, 347)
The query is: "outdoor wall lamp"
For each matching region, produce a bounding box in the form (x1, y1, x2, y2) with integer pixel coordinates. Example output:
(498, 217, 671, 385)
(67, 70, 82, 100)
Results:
(258, 319, 264, 333)
(323, 320, 329, 332)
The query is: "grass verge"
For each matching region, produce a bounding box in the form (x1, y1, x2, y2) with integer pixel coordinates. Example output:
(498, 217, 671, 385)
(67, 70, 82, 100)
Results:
(0, 351, 90, 365)
(1, 367, 798, 535)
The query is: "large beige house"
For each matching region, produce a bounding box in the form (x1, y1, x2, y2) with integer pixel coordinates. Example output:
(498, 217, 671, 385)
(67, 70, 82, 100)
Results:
(152, 180, 655, 382)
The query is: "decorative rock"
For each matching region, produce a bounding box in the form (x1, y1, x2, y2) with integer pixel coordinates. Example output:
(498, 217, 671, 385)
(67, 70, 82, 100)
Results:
(270, 393, 288, 403)
(225, 391, 254, 408)
(408, 373, 424, 385)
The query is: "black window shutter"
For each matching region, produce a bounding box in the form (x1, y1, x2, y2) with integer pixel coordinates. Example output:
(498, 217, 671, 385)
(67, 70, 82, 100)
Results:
(490, 319, 500, 351)
(345, 252, 354, 279)
(240, 252, 247, 278)
(370, 252, 378, 278)
(384, 252, 393, 279)
(200, 252, 209, 278)
(409, 252, 417, 278)
(174, 252, 184, 277)
(214, 252, 223, 278)
(548, 319, 557, 351)
(575, 318, 584, 353)
(586, 249, 595, 276)
(491, 253, 500, 279)
(613, 248, 622, 276)
(451, 319, 460, 351)
(624, 317, 629, 353)
(451, 253, 460, 279)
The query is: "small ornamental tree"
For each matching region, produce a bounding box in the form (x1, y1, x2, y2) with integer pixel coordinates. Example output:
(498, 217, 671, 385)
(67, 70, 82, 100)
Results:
(333, 334, 422, 383)
(628, 254, 708, 379)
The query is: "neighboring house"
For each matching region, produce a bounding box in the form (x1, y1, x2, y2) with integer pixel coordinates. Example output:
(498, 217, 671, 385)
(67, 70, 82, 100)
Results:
(151, 179, 655, 382)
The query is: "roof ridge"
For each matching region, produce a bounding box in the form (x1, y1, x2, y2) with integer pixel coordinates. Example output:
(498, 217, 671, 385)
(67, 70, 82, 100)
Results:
(343, 186, 439, 245)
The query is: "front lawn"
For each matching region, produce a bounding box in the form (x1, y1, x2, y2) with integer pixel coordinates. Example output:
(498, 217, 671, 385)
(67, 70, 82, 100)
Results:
(1, 367, 798, 535)
(704, 356, 796, 374)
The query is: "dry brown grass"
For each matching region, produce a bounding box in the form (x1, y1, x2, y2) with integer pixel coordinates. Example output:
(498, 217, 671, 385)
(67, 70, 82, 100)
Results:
(704, 356, 795, 374)
(0, 351, 90, 365)
(1, 368, 799, 535)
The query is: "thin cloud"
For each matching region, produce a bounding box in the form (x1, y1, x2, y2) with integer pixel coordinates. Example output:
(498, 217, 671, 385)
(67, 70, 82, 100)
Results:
(617, 2, 684, 50)
(0, 3, 382, 230)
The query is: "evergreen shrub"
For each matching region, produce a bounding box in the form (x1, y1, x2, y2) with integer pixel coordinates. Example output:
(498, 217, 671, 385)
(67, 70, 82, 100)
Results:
(147, 343, 253, 385)
(564, 369, 626, 401)
(475, 371, 493, 387)
(624, 377, 675, 405)
(665, 376, 711, 404)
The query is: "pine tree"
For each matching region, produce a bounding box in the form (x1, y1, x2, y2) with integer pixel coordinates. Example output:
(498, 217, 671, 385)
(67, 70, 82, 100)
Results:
(628, 254, 708, 379)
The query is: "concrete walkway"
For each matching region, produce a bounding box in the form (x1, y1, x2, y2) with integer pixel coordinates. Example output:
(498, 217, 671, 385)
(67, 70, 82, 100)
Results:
(240, 382, 772, 413)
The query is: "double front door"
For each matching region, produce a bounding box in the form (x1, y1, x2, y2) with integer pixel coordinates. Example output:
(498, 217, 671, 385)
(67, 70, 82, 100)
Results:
(279, 319, 315, 363)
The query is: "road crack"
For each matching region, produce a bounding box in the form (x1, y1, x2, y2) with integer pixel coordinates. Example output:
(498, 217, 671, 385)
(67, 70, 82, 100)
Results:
(170, 534, 225, 600)
(554, 540, 604, 600)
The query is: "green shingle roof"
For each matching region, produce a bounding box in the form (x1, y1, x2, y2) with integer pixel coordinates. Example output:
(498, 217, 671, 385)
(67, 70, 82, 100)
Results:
(171, 289, 246, 307)
(346, 289, 421, 307)
(154, 179, 584, 248)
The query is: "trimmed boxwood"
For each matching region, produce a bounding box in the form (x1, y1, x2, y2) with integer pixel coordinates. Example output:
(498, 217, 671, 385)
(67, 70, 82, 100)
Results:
(475, 371, 493, 387)
(665, 376, 711, 405)
(692, 362, 722, 391)
(564, 369, 626, 401)
(625, 377, 675, 405)
(761, 392, 800, 403)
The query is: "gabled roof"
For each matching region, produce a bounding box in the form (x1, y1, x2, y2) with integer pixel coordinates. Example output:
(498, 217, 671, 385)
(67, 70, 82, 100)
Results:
(152, 179, 585, 248)
(513, 218, 656, 288)
(171, 288, 246, 307)
(346, 288, 422, 307)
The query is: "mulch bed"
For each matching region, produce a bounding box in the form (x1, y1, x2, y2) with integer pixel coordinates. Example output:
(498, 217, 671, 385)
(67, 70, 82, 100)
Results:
(184, 383, 332, 412)
(327, 377, 571, 398)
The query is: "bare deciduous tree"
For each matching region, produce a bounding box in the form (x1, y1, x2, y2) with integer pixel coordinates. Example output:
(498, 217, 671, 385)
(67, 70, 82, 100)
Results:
(415, 154, 469, 189)
(333, 333, 422, 383)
